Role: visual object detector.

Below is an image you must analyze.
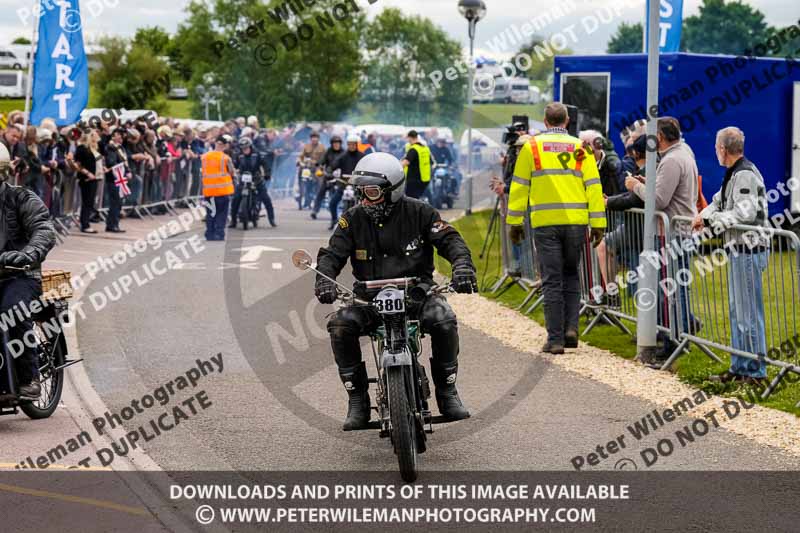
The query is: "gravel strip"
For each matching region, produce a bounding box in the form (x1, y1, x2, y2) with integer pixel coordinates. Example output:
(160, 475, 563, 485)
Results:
(447, 293, 800, 457)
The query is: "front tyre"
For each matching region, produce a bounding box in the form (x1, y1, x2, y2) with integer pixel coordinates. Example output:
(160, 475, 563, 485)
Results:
(387, 366, 418, 482)
(21, 324, 65, 420)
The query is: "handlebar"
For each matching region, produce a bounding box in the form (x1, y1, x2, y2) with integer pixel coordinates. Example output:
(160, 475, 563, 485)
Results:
(1, 265, 31, 272)
(339, 278, 452, 306)
(355, 277, 418, 290)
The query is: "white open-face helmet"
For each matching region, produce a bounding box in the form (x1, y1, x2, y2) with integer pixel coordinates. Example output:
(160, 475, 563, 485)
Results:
(351, 152, 405, 204)
(346, 133, 359, 144)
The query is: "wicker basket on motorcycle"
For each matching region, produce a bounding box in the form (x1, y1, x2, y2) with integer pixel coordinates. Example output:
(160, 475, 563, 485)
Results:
(41, 270, 74, 301)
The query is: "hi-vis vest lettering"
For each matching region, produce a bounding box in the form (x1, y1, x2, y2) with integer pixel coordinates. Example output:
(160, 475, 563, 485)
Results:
(405, 144, 432, 183)
(505, 133, 606, 229)
(202, 151, 234, 197)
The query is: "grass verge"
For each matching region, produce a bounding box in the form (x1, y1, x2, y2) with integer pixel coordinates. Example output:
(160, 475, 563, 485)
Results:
(437, 209, 800, 417)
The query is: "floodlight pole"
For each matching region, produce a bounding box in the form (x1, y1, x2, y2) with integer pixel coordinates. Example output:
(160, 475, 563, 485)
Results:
(636, 0, 661, 359)
(465, 19, 476, 215)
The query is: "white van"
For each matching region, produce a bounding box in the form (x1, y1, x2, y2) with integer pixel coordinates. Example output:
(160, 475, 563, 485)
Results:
(510, 78, 531, 104)
(0, 70, 26, 98)
(0, 48, 25, 70)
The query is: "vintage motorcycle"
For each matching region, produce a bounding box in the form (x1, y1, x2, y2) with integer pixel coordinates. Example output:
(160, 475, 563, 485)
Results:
(237, 172, 260, 230)
(335, 171, 356, 214)
(295, 158, 319, 210)
(0, 268, 81, 419)
(429, 163, 458, 210)
(292, 250, 459, 482)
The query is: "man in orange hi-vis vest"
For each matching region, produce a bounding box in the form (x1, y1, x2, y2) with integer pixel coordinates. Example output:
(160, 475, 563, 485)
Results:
(201, 135, 236, 241)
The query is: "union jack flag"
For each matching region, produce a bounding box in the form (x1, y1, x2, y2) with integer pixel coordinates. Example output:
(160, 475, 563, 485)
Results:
(111, 163, 131, 197)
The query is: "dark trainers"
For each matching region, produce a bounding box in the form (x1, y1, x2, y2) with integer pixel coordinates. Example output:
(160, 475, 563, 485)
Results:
(18, 382, 41, 399)
(564, 330, 579, 348)
(541, 342, 565, 354)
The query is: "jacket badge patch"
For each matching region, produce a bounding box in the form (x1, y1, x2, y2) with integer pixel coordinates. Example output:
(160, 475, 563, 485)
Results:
(338, 217, 348, 229)
(431, 221, 450, 233)
(355, 249, 368, 260)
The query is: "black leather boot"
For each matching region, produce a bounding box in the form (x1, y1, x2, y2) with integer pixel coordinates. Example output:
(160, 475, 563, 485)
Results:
(339, 362, 371, 431)
(430, 359, 470, 421)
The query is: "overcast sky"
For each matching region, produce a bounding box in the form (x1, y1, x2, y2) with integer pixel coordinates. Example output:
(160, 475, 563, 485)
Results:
(1, 0, 797, 56)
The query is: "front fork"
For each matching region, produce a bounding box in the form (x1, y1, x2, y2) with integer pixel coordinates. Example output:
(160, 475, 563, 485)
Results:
(370, 324, 431, 442)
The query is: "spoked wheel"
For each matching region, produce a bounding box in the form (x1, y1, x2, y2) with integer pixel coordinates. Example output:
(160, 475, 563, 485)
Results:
(387, 366, 418, 482)
(20, 323, 65, 419)
(241, 194, 252, 230)
(250, 199, 260, 228)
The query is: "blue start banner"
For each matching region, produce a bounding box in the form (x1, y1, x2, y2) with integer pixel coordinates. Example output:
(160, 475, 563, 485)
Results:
(646, 0, 684, 53)
(31, 0, 89, 126)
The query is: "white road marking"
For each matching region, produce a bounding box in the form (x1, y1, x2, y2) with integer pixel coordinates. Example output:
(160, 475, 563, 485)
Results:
(234, 245, 283, 262)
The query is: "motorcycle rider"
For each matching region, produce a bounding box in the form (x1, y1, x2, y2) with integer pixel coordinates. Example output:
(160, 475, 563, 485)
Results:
(323, 134, 364, 230)
(0, 143, 57, 399)
(230, 137, 277, 228)
(297, 131, 326, 210)
(430, 136, 454, 167)
(315, 152, 478, 430)
(310, 135, 344, 222)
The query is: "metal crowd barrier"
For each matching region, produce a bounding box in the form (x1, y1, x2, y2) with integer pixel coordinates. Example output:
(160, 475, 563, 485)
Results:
(491, 203, 800, 401)
(581, 208, 674, 341)
(669, 215, 800, 399)
(270, 150, 302, 199)
(45, 157, 205, 243)
(488, 195, 541, 309)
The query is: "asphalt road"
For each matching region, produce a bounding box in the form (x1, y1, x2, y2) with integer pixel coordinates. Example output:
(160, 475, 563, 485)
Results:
(70, 186, 800, 476)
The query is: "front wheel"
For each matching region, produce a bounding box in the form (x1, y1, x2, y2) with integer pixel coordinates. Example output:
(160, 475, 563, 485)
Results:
(387, 366, 417, 482)
(20, 323, 65, 420)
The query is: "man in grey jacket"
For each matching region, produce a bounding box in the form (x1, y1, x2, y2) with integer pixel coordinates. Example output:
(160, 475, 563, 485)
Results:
(693, 127, 769, 384)
(625, 118, 700, 366)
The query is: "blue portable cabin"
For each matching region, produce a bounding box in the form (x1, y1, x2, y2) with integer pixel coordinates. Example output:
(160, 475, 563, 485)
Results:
(553, 52, 800, 217)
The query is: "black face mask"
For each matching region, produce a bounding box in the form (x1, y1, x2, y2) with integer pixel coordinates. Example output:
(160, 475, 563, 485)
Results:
(362, 199, 395, 223)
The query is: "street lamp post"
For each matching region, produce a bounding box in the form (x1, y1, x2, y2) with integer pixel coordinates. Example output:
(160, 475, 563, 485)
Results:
(458, 0, 486, 215)
(196, 73, 222, 121)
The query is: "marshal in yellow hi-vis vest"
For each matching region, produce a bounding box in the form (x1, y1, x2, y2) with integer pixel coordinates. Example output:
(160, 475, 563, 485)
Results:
(506, 133, 606, 229)
(201, 151, 234, 197)
(404, 143, 432, 183)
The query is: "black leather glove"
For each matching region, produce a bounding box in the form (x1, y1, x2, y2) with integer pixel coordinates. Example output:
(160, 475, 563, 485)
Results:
(509, 225, 525, 245)
(590, 228, 605, 248)
(314, 277, 337, 304)
(452, 267, 478, 294)
(0, 251, 34, 269)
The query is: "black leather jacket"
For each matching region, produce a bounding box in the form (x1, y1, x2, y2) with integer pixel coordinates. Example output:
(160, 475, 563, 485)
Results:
(316, 196, 474, 296)
(0, 181, 57, 280)
(236, 152, 268, 185)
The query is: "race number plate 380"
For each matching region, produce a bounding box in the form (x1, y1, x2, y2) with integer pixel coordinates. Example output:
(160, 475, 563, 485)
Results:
(374, 288, 405, 314)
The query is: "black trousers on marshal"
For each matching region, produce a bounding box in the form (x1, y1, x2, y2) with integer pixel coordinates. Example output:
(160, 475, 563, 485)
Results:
(327, 295, 459, 372)
(533, 224, 586, 344)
